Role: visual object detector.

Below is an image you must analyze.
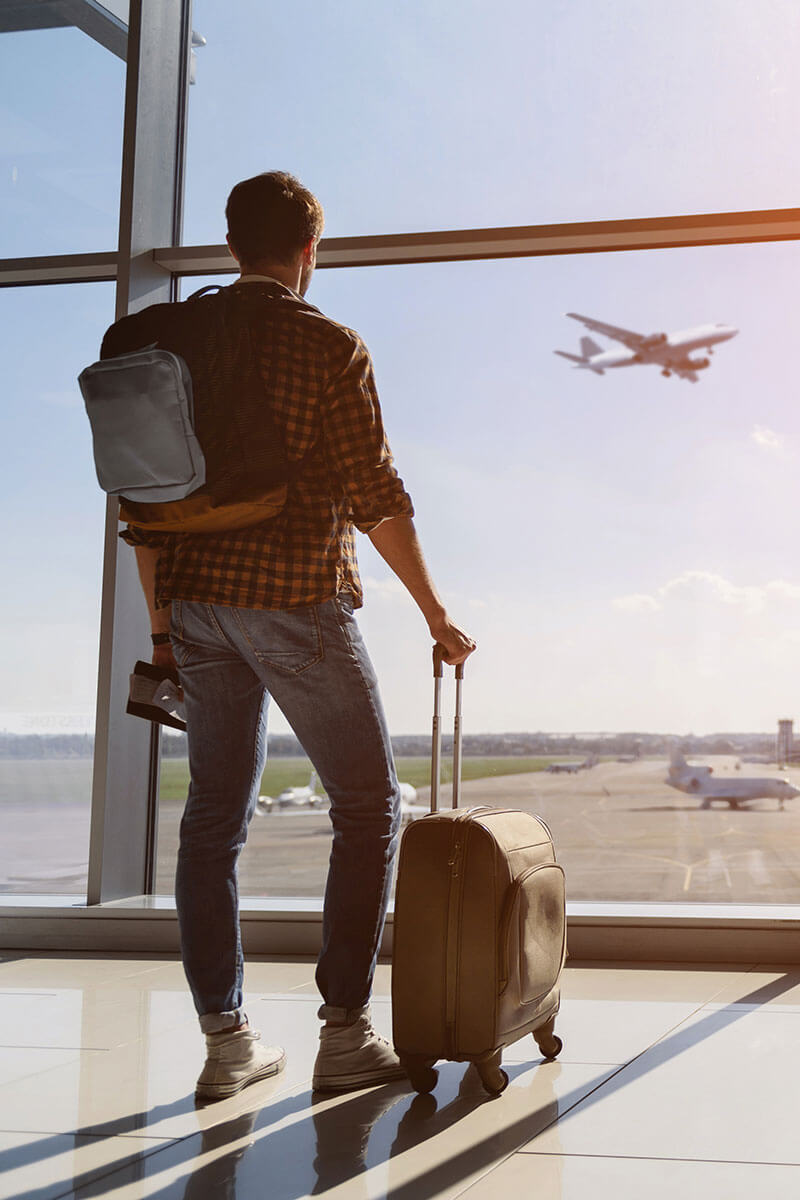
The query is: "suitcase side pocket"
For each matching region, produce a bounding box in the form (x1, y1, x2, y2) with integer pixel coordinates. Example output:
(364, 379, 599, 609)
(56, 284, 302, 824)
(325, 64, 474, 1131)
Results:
(500, 863, 566, 1006)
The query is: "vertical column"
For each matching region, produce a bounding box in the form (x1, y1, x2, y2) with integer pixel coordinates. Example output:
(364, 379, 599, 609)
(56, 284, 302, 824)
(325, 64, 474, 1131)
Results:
(777, 719, 794, 770)
(88, 0, 192, 903)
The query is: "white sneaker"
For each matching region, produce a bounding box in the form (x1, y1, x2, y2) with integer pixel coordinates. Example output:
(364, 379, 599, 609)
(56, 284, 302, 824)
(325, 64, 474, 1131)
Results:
(195, 1027, 286, 1101)
(312, 1006, 407, 1093)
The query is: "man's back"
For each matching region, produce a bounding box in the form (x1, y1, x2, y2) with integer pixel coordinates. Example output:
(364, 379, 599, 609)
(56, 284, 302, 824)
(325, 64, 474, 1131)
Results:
(104, 280, 413, 611)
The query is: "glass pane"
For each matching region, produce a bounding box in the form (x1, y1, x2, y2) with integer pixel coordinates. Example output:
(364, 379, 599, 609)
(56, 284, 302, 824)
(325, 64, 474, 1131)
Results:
(184, 0, 800, 242)
(157, 729, 331, 897)
(160, 243, 800, 906)
(0, 11, 127, 256)
(0, 283, 112, 895)
(313, 245, 800, 905)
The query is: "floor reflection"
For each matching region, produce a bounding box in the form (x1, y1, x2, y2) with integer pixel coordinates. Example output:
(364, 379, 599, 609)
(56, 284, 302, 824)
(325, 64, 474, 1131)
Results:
(170, 1061, 563, 1200)
(182, 1110, 259, 1200)
(311, 1082, 409, 1194)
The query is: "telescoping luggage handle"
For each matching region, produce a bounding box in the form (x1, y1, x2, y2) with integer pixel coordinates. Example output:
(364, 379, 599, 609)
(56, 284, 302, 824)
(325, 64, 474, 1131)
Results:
(431, 645, 465, 813)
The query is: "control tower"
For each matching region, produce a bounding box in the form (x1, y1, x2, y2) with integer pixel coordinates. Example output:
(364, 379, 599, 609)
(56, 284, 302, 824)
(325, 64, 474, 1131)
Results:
(777, 719, 794, 769)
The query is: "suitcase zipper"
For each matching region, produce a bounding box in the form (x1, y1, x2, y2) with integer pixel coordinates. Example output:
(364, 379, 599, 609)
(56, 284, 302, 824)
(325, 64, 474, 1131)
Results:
(445, 834, 464, 1052)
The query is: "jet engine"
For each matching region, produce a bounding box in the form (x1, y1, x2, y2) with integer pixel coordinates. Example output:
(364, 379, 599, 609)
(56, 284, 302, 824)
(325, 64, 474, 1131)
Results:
(687, 357, 710, 370)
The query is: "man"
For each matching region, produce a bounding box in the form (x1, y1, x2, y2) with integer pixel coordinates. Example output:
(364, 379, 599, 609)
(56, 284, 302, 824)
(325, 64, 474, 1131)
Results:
(102, 171, 475, 1101)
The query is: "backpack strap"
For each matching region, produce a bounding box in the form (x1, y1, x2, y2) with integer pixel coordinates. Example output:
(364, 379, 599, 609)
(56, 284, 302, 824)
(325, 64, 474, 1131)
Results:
(189, 283, 292, 498)
(181, 281, 317, 499)
(185, 283, 224, 302)
(223, 287, 291, 490)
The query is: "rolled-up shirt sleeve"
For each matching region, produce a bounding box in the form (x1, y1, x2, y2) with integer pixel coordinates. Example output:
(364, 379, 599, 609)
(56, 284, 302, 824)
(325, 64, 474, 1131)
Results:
(322, 332, 414, 533)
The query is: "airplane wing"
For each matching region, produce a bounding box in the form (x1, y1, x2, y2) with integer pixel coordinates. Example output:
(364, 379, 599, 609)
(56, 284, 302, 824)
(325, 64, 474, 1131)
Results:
(400, 803, 429, 822)
(566, 312, 647, 351)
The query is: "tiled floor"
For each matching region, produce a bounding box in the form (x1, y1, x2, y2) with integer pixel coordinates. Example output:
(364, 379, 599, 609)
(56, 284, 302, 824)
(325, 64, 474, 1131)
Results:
(2, 954, 800, 1199)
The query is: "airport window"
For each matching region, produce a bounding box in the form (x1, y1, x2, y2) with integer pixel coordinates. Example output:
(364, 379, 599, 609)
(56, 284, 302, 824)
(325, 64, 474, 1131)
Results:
(309, 248, 800, 905)
(0, 283, 112, 899)
(4, 1, 800, 947)
(0, 11, 127, 258)
(182, 0, 800, 244)
(150, 241, 800, 908)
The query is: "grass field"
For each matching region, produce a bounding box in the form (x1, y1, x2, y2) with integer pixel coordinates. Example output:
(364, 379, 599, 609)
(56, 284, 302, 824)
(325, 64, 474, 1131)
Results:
(158, 755, 556, 801)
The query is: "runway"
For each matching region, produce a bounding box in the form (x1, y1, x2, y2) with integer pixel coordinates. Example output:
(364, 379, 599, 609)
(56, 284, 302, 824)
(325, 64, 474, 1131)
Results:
(4, 756, 800, 903)
(456, 757, 800, 903)
(155, 756, 800, 903)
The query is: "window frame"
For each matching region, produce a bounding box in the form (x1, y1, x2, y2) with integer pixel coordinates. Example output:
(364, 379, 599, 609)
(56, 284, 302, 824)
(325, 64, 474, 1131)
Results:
(2, 0, 800, 960)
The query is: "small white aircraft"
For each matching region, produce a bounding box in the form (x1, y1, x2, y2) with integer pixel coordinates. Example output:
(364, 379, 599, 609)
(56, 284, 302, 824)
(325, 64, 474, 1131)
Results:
(399, 782, 428, 823)
(546, 754, 598, 775)
(256, 771, 325, 815)
(555, 312, 738, 382)
(257, 776, 425, 818)
(666, 751, 800, 810)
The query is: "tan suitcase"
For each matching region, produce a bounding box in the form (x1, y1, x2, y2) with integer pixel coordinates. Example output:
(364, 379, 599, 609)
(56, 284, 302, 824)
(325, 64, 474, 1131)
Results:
(391, 648, 566, 1095)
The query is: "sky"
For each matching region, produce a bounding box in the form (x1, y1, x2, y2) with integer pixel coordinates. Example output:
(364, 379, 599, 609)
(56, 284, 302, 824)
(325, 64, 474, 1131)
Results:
(2, 1, 800, 735)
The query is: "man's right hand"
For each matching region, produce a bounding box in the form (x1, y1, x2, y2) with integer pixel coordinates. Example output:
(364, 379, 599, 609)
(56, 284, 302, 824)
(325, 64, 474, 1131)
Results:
(366, 515, 476, 666)
(428, 614, 476, 666)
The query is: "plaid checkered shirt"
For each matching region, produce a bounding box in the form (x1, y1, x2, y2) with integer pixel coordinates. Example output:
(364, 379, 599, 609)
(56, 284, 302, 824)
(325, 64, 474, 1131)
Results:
(101, 280, 414, 611)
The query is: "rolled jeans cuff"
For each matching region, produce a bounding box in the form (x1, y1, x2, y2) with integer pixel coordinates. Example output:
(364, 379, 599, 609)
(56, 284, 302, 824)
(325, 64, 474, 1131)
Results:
(200, 1008, 247, 1034)
(317, 1003, 369, 1026)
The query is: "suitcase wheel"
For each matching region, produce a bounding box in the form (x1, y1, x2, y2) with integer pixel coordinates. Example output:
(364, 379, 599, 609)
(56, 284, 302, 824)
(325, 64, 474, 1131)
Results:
(474, 1049, 509, 1096)
(533, 1017, 563, 1061)
(479, 1070, 510, 1099)
(401, 1056, 439, 1094)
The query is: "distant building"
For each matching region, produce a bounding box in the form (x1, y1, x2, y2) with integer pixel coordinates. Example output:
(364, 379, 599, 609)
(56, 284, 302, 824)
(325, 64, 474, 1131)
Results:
(777, 719, 794, 767)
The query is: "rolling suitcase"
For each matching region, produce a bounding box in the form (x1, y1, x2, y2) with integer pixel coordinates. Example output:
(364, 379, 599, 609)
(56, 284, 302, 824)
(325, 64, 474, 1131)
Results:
(392, 646, 566, 1096)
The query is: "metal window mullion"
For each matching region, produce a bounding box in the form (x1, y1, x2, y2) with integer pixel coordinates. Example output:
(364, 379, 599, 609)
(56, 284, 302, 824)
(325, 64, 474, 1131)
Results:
(0, 253, 118, 287)
(88, 0, 192, 905)
(4, 207, 798, 290)
(151, 207, 800, 277)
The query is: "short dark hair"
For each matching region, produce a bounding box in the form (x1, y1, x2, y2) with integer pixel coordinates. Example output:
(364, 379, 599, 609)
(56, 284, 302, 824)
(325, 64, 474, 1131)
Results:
(225, 171, 324, 265)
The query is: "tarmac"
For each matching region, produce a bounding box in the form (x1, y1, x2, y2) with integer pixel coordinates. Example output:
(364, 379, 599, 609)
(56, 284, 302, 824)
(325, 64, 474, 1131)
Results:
(4, 755, 800, 902)
(153, 756, 800, 904)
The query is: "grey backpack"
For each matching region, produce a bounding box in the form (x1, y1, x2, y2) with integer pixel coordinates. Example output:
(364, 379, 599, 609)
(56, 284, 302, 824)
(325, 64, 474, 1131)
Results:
(78, 284, 298, 534)
(77, 283, 223, 504)
(79, 343, 206, 503)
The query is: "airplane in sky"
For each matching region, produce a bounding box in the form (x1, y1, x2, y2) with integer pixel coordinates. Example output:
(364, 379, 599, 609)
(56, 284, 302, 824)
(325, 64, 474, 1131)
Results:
(666, 750, 800, 810)
(555, 313, 738, 382)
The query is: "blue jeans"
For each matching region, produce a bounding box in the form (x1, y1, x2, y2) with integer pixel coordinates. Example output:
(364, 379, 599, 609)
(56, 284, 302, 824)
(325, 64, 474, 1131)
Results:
(170, 594, 401, 1033)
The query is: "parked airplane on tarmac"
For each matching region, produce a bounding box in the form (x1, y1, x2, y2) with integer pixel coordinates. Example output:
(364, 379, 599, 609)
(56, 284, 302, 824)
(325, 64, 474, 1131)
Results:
(256, 774, 425, 819)
(555, 313, 738, 382)
(256, 771, 325, 814)
(398, 782, 428, 823)
(666, 750, 800, 810)
(547, 754, 598, 775)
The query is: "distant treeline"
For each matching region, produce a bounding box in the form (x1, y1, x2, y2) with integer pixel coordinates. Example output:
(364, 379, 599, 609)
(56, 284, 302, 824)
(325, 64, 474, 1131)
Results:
(0, 729, 779, 760)
(0, 733, 96, 760)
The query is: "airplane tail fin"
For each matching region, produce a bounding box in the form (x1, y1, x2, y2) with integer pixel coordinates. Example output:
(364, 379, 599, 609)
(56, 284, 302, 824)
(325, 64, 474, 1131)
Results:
(580, 336, 603, 358)
(554, 349, 605, 375)
(669, 747, 688, 773)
